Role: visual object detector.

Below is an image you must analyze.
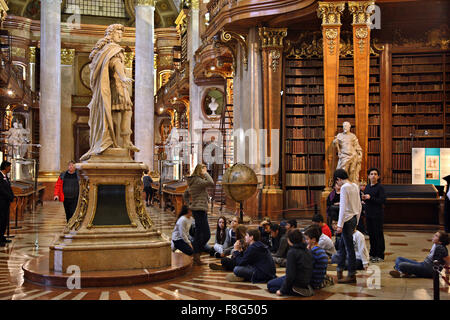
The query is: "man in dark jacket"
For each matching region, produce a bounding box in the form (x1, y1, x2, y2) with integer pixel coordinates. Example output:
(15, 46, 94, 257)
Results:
(272, 219, 297, 267)
(54, 160, 80, 222)
(227, 228, 276, 283)
(0, 161, 14, 246)
(267, 229, 314, 296)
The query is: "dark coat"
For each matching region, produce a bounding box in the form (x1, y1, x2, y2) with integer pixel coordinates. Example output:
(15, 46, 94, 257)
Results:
(0, 172, 14, 207)
(363, 183, 386, 218)
(280, 242, 313, 294)
(183, 173, 214, 212)
(235, 241, 276, 283)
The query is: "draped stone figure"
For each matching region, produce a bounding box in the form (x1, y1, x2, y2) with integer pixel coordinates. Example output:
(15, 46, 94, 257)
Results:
(80, 24, 139, 161)
(333, 121, 363, 183)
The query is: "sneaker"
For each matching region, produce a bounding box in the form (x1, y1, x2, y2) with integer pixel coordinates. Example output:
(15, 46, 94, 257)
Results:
(375, 257, 384, 263)
(209, 263, 225, 271)
(214, 252, 222, 259)
(226, 273, 245, 282)
(389, 270, 401, 278)
(292, 285, 314, 297)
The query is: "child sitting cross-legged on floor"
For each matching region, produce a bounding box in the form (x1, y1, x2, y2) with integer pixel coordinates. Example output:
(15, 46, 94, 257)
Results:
(209, 225, 248, 271)
(171, 205, 194, 256)
(226, 228, 276, 283)
(267, 229, 315, 297)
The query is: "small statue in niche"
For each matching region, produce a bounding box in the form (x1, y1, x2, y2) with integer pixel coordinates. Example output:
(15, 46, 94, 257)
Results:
(333, 121, 362, 183)
(2, 121, 29, 158)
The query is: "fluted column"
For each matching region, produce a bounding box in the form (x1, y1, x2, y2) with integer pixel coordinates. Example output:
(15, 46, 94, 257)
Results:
(349, 1, 374, 182)
(135, 0, 155, 169)
(39, 0, 61, 176)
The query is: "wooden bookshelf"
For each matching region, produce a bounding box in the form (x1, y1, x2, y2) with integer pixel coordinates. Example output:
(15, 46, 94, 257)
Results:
(338, 56, 356, 131)
(284, 57, 325, 210)
(391, 52, 447, 184)
(368, 55, 381, 170)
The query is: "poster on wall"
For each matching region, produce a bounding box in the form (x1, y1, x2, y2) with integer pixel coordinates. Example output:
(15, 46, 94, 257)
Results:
(412, 148, 450, 186)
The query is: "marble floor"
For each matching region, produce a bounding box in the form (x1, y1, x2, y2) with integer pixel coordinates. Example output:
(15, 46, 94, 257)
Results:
(0, 201, 448, 301)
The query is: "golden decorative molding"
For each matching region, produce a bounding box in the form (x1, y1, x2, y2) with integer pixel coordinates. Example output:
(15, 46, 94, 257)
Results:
(158, 55, 173, 68)
(325, 28, 338, 55)
(285, 32, 323, 58)
(29, 47, 36, 63)
(394, 25, 450, 50)
(61, 48, 75, 65)
(317, 2, 345, 26)
(191, 0, 200, 10)
(348, 1, 375, 26)
(355, 27, 369, 53)
(124, 52, 134, 68)
(258, 27, 288, 49)
(11, 47, 26, 58)
(134, 179, 153, 229)
(66, 179, 90, 231)
(136, 0, 156, 6)
(271, 49, 281, 72)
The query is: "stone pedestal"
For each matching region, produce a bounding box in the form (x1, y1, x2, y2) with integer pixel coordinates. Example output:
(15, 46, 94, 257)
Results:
(49, 149, 171, 272)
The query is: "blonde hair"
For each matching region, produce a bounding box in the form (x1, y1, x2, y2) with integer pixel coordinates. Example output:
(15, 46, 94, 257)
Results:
(192, 164, 206, 177)
(89, 24, 125, 61)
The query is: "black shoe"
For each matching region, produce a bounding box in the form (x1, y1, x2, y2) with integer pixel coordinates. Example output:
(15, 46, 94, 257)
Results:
(214, 252, 222, 259)
(3, 239, 11, 243)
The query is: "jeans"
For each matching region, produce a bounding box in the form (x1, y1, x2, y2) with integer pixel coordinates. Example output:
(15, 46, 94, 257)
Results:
(336, 215, 357, 276)
(192, 210, 211, 254)
(366, 215, 385, 259)
(172, 239, 193, 256)
(221, 257, 236, 271)
(233, 265, 256, 281)
(267, 276, 286, 294)
(331, 254, 364, 270)
(394, 257, 433, 278)
(63, 197, 78, 222)
(144, 187, 153, 204)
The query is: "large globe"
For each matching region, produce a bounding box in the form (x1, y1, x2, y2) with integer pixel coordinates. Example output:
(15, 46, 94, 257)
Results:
(222, 163, 258, 203)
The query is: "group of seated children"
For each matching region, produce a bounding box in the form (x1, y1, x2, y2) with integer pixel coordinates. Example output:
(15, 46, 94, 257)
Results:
(171, 207, 450, 297)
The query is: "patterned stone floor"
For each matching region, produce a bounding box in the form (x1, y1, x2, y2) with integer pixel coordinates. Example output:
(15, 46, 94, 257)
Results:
(0, 201, 448, 300)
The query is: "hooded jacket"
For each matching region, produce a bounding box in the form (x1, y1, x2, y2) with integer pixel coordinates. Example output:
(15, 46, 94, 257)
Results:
(235, 240, 276, 283)
(183, 173, 214, 211)
(280, 242, 313, 294)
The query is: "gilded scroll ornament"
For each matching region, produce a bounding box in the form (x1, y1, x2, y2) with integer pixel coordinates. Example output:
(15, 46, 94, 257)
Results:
(271, 50, 281, 72)
(355, 27, 368, 53)
(317, 2, 345, 26)
(220, 30, 248, 70)
(66, 179, 90, 231)
(11, 47, 26, 58)
(325, 28, 338, 55)
(135, 179, 153, 229)
(29, 47, 36, 63)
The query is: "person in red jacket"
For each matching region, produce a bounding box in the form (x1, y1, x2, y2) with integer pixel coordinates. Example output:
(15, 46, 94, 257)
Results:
(54, 161, 80, 222)
(312, 214, 332, 238)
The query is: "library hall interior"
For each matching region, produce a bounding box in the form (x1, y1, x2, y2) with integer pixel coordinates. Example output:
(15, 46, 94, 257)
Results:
(0, 0, 450, 303)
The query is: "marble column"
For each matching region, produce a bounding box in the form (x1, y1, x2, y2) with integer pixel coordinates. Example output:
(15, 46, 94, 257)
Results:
(188, 1, 202, 170)
(60, 49, 75, 165)
(39, 0, 61, 176)
(134, 0, 155, 169)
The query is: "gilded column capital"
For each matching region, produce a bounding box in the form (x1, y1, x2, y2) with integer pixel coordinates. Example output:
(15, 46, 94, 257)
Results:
(61, 48, 75, 65)
(348, 1, 375, 25)
(191, 0, 200, 10)
(258, 27, 288, 49)
(136, 0, 156, 6)
(317, 2, 346, 26)
(29, 47, 36, 63)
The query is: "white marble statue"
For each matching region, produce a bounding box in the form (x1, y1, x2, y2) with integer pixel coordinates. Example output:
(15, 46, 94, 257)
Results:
(333, 121, 363, 183)
(208, 97, 219, 116)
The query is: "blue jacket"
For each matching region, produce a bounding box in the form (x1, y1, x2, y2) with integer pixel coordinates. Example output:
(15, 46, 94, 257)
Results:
(235, 241, 276, 283)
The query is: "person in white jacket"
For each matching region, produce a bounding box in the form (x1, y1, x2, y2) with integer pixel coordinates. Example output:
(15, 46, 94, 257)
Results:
(171, 205, 194, 256)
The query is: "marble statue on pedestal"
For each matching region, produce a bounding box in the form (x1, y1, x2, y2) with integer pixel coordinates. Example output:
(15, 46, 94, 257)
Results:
(80, 24, 139, 161)
(333, 121, 362, 183)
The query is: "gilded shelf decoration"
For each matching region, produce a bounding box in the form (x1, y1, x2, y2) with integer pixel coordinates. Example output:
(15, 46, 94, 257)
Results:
(61, 48, 75, 65)
(29, 47, 36, 63)
(285, 32, 323, 59)
(11, 47, 26, 58)
(136, 0, 156, 6)
(124, 52, 134, 68)
(66, 179, 90, 231)
(325, 28, 338, 55)
(134, 179, 153, 229)
(348, 1, 375, 26)
(258, 27, 288, 49)
(355, 27, 368, 53)
(317, 2, 345, 26)
(393, 25, 450, 50)
(271, 50, 281, 72)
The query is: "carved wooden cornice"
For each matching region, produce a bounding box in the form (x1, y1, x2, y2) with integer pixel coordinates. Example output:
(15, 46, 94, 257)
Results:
(220, 30, 248, 71)
(317, 1, 346, 26)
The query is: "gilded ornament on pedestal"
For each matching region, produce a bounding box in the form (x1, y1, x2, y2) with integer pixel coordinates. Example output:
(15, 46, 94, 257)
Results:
(124, 52, 134, 69)
(29, 47, 36, 63)
(66, 179, 90, 231)
(134, 179, 153, 229)
(355, 27, 368, 53)
(271, 50, 281, 72)
(325, 28, 338, 55)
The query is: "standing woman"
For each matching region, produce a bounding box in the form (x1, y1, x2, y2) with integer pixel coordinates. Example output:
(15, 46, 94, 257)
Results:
(142, 170, 153, 207)
(362, 168, 386, 263)
(183, 164, 214, 265)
